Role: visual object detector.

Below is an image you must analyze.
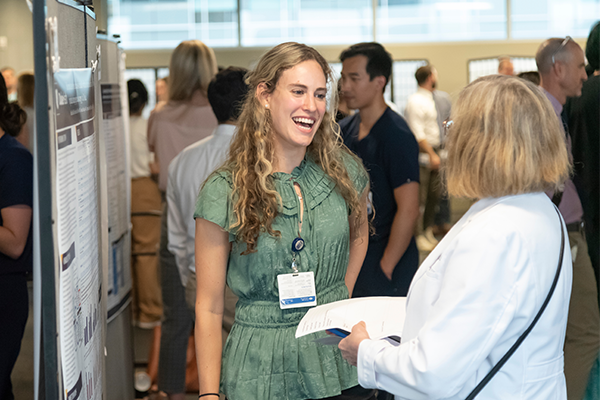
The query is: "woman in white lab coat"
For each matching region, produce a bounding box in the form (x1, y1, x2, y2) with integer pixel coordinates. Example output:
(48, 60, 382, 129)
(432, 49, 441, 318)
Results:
(338, 74, 573, 400)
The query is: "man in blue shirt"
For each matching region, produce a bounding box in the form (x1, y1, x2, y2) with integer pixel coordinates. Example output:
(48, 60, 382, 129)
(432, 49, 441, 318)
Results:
(339, 42, 420, 298)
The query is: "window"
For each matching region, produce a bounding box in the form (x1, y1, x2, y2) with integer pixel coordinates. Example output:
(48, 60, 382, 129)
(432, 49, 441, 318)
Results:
(377, 0, 507, 43)
(510, 0, 600, 39)
(467, 56, 537, 83)
(108, 0, 238, 49)
(391, 59, 428, 114)
(108, 0, 598, 49)
(240, 0, 372, 47)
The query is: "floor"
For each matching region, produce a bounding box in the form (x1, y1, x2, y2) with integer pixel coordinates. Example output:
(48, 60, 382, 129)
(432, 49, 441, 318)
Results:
(12, 197, 473, 400)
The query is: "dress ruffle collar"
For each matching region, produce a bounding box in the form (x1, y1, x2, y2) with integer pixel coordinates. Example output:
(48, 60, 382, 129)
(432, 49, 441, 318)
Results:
(271, 157, 336, 216)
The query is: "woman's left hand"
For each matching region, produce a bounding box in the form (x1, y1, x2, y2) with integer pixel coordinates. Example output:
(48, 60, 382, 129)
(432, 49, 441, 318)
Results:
(338, 321, 371, 366)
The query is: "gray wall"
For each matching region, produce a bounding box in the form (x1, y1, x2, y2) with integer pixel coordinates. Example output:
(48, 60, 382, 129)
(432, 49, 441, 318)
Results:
(0, 0, 34, 74)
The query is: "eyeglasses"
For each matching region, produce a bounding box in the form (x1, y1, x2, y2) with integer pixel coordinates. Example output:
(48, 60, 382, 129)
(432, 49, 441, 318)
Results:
(551, 36, 572, 64)
(443, 118, 454, 137)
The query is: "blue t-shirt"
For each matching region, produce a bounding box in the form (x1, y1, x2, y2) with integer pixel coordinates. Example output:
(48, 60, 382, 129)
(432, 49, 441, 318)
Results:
(0, 134, 33, 274)
(340, 107, 420, 242)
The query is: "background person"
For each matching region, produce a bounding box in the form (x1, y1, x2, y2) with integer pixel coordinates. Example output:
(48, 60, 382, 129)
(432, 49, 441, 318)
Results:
(497, 56, 514, 75)
(148, 39, 218, 400)
(167, 66, 248, 345)
(128, 78, 162, 328)
(0, 67, 17, 102)
(339, 42, 420, 300)
(339, 75, 573, 399)
(194, 42, 373, 400)
(156, 76, 169, 104)
(536, 35, 600, 400)
(563, 21, 600, 310)
(404, 65, 442, 251)
(16, 72, 34, 151)
(431, 87, 452, 237)
(0, 71, 31, 400)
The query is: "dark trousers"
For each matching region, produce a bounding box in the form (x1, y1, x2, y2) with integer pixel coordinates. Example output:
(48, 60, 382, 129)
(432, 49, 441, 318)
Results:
(352, 238, 419, 298)
(0, 273, 28, 400)
(312, 386, 377, 399)
(226, 386, 377, 400)
(158, 203, 194, 394)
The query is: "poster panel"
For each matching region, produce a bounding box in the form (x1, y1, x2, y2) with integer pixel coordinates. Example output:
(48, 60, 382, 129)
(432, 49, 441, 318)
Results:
(54, 68, 103, 400)
(100, 83, 132, 318)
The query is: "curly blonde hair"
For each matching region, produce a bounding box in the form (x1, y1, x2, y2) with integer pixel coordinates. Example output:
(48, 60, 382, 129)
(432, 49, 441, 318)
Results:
(222, 42, 364, 254)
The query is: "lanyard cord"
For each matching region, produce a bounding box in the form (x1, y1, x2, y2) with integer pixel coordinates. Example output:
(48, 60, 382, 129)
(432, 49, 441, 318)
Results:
(291, 182, 304, 273)
(294, 182, 303, 236)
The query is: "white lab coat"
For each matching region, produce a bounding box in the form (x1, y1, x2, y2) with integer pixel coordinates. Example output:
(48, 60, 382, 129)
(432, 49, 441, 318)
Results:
(357, 193, 572, 399)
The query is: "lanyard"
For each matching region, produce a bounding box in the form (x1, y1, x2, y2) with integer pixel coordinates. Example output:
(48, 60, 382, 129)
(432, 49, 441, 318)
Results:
(291, 183, 305, 273)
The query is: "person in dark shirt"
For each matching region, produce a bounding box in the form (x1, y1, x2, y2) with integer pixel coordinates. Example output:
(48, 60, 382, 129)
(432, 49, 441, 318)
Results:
(563, 21, 599, 308)
(339, 42, 420, 298)
(0, 71, 32, 400)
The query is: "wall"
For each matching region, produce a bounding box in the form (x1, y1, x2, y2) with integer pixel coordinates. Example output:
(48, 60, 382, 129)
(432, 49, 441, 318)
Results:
(0, 0, 34, 74)
(123, 37, 588, 100)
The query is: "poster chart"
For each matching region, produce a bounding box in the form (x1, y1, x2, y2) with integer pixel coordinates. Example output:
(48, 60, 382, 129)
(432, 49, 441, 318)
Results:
(55, 68, 103, 400)
(100, 83, 132, 319)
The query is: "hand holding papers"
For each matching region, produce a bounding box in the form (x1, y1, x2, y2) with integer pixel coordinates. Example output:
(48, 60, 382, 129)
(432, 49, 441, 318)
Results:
(296, 297, 407, 344)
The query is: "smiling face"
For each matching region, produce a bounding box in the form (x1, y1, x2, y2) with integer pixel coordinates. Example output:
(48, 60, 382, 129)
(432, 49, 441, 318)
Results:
(261, 60, 328, 154)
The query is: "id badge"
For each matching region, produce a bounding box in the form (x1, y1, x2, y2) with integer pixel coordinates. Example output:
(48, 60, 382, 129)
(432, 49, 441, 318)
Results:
(277, 271, 317, 309)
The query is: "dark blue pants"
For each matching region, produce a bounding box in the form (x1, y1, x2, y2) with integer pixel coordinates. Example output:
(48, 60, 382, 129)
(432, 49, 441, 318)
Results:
(352, 237, 419, 298)
(0, 273, 28, 400)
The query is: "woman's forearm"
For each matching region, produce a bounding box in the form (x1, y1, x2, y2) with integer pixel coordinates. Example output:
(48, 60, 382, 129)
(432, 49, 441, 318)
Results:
(195, 309, 225, 394)
(0, 206, 32, 259)
(194, 218, 230, 395)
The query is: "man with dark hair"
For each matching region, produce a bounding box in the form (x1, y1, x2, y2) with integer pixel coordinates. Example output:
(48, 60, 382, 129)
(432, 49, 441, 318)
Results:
(414, 65, 433, 86)
(340, 42, 392, 93)
(517, 71, 541, 86)
(404, 65, 443, 250)
(166, 66, 248, 340)
(339, 43, 420, 302)
(536, 36, 599, 400)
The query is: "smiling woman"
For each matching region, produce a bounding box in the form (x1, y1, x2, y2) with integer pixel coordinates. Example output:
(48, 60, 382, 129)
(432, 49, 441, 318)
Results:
(192, 42, 375, 400)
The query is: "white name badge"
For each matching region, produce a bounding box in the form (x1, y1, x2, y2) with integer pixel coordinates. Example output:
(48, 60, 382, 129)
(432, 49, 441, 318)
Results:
(277, 271, 317, 309)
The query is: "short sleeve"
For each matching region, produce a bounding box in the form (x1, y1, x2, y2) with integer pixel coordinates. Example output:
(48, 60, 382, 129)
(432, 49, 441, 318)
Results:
(0, 147, 33, 210)
(194, 171, 234, 231)
(385, 122, 420, 189)
(341, 150, 369, 196)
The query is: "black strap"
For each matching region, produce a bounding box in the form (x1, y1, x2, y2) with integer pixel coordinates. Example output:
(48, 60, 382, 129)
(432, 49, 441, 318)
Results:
(551, 191, 563, 207)
(465, 206, 566, 400)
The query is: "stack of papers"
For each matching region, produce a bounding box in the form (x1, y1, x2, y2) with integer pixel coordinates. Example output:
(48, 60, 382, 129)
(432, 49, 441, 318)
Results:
(295, 297, 407, 344)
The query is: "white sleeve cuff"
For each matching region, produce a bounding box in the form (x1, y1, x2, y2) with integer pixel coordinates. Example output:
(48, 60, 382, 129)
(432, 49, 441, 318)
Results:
(357, 339, 393, 389)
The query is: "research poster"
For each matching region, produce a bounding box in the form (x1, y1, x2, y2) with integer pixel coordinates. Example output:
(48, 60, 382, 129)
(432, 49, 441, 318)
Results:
(100, 83, 132, 318)
(54, 68, 103, 400)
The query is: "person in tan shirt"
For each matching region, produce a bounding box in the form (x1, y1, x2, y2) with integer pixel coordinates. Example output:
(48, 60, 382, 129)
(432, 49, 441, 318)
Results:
(147, 40, 218, 400)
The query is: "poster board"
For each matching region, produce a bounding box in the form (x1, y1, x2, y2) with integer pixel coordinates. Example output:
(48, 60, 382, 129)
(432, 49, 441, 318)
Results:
(53, 68, 104, 400)
(97, 36, 132, 321)
(33, 1, 110, 399)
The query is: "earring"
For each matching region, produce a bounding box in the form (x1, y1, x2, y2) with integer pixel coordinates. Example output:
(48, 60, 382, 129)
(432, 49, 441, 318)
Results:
(265, 104, 269, 109)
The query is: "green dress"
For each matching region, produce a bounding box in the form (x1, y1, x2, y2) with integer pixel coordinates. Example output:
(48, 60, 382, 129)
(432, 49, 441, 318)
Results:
(194, 153, 369, 400)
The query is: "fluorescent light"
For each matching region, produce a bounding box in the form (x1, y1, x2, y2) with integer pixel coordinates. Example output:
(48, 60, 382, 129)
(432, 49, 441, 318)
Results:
(435, 2, 493, 11)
